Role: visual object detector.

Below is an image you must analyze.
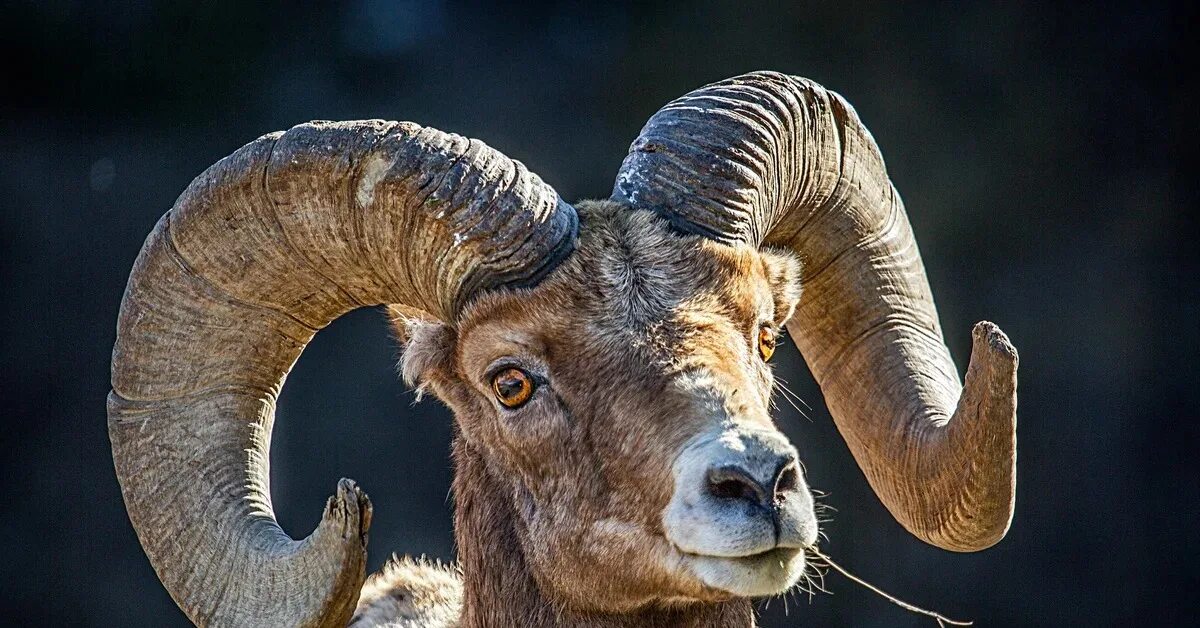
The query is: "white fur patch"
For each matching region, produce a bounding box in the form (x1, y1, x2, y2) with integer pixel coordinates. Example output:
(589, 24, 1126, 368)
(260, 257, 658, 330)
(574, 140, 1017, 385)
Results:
(351, 556, 463, 628)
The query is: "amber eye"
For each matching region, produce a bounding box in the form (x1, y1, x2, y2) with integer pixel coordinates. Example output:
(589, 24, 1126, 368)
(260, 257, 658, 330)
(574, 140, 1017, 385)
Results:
(492, 367, 535, 408)
(758, 326, 777, 361)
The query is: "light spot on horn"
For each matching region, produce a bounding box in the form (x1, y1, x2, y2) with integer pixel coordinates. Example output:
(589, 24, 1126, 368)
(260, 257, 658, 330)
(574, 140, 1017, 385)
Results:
(356, 153, 393, 209)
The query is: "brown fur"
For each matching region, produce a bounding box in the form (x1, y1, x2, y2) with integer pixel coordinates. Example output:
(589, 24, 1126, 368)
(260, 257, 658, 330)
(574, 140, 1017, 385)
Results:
(361, 201, 804, 627)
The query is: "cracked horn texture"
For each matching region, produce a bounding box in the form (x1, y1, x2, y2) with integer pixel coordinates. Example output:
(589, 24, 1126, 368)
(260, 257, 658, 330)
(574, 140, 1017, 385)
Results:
(108, 120, 577, 626)
(613, 71, 1018, 551)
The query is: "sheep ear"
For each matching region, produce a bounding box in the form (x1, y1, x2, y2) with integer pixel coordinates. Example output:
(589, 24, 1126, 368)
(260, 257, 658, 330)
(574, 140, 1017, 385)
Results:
(387, 305, 456, 388)
(758, 247, 803, 327)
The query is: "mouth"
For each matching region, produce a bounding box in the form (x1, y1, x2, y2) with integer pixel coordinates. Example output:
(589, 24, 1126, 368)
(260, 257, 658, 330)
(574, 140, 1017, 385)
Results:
(687, 544, 804, 564)
(680, 545, 808, 597)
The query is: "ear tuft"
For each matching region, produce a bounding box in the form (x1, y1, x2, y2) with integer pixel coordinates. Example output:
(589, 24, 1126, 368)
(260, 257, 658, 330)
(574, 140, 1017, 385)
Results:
(759, 247, 803, 325)
(386, 306, 455, 390)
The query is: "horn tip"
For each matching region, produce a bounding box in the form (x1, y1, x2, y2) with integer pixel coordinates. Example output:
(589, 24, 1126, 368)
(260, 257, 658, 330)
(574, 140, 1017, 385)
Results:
(971, 321, 1019, 373)
(323, 478, 373, 541)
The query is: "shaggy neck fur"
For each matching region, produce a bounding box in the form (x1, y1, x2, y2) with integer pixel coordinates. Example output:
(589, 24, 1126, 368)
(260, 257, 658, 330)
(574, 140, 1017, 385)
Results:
(453, 436, 755, 628)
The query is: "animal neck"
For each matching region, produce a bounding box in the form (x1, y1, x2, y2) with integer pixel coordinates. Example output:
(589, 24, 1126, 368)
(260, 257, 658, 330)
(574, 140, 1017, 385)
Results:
(451, 437, 755, 628)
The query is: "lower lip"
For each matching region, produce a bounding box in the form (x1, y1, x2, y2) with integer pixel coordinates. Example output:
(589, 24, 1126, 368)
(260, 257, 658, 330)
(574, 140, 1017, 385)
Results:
(686, 546, 807, 596)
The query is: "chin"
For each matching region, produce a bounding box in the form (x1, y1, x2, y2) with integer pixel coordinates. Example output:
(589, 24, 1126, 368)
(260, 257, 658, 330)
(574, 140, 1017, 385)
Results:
(683, 546, 806, 598)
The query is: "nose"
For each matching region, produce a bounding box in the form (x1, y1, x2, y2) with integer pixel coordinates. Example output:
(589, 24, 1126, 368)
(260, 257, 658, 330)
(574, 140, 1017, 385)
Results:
(704, 453, 800, 510)
(665, 427, 817, 560)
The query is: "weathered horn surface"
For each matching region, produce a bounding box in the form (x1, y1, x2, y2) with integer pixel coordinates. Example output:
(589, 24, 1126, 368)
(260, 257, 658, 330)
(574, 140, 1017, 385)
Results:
(613, 71, 1017, 551)
(109, 120, 577, 626)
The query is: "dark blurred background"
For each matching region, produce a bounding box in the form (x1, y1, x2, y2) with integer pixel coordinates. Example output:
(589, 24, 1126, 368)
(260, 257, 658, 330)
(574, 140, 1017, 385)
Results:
(2, 1, 1194, 626)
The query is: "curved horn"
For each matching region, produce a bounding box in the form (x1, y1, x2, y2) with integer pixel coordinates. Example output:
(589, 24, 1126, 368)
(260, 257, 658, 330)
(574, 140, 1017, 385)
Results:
(109, 120, 577, 625)
(612, 72, 1016, 552)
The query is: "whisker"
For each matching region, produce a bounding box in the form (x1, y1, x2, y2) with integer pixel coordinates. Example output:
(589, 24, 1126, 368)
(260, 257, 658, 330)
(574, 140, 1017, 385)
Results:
(775, 376, 812, 411)
(807, 559, 829, 594)
(795, 576, 812, 603)
(771, 376, 812, 421)
(772, 384, 808, 419)
(804, 573, 820, 601)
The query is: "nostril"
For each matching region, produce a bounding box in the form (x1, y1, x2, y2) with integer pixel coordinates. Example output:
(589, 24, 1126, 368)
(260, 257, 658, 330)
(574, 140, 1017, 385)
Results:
(774, 464, 799, 499)
(710, 478, 757, 502)
(705, 465, 769, 507)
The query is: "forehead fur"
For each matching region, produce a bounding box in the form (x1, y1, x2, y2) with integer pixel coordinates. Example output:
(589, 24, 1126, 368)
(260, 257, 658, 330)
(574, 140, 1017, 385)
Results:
(461, 202, 798, 328)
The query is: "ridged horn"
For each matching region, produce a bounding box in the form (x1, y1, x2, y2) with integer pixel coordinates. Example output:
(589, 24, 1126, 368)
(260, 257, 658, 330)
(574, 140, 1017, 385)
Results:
(612, 72, 1017, 551)
(109, 120, 577, 625)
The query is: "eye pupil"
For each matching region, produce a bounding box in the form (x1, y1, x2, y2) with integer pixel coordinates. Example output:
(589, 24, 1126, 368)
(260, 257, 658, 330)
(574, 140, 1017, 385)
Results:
(492, 368, 534, 408)
(495, 377, 524, 398)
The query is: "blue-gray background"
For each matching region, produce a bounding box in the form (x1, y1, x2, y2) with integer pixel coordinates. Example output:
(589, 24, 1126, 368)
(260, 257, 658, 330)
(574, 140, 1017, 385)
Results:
(2, 1, 1194, 625)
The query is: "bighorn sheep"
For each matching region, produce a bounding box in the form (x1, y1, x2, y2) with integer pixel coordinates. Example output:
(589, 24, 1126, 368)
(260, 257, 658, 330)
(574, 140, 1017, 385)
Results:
(109, 72, 1017, 627)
